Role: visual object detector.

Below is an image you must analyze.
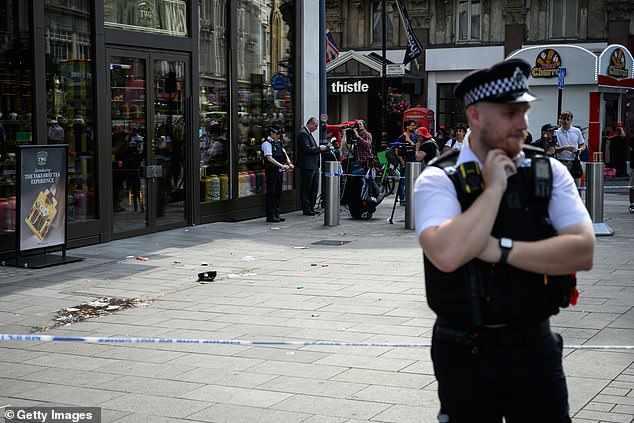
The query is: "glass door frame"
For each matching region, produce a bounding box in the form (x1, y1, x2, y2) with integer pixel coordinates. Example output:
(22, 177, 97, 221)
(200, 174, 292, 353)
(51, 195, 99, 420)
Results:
(105, 48, 192, 239)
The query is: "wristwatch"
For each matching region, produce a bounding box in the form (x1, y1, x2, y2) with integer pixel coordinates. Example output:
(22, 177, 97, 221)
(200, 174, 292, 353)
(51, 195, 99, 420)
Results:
(499, 237, 513, 265)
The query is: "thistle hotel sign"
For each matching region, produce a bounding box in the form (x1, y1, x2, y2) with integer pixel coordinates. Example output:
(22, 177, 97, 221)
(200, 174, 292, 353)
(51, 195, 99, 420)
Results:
(329, 80, 375, 95)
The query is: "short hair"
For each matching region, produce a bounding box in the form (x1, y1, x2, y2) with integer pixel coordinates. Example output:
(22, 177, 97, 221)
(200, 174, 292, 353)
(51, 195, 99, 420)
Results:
(404, 119, 416, 127)
(307, 117, 318, 125)
(455, 123, 468, 132)
(560, 111, 573, 119)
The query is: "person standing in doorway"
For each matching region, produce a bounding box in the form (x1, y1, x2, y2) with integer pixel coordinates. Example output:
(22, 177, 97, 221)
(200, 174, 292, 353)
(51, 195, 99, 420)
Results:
(296, 117, 326, 216)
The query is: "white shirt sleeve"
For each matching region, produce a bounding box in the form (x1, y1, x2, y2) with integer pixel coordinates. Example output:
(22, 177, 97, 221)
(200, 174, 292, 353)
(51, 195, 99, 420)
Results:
(414, 166, 462, 237)
(547, 158, 592, 230)
(262, 141, 272, 156)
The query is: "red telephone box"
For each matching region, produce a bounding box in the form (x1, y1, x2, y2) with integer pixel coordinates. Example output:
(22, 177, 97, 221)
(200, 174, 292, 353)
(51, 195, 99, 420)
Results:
(402, 107, 435, 133)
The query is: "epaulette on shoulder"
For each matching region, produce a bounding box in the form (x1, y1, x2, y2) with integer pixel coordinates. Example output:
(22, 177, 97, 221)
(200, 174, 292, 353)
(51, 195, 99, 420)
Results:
(428, 149, 459, 168)
(522, 144, 546, 157)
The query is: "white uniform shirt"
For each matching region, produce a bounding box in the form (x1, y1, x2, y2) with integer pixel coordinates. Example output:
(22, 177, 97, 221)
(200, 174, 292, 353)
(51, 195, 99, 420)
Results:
(262, 139, 273, 156)
(414, 138, 591, 237)
(262, 137, 287, 159)
(555, 126, 584, 161)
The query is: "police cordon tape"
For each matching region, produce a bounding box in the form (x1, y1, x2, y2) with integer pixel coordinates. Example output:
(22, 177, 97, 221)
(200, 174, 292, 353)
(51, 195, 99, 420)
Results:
(325, 170, 634, 189)
(1, 334, 632, 350)
(577, 185, 634, 191)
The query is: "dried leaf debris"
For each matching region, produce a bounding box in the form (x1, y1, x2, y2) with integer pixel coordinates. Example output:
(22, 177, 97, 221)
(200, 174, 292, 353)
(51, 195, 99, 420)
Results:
(36, 297, 154, 332)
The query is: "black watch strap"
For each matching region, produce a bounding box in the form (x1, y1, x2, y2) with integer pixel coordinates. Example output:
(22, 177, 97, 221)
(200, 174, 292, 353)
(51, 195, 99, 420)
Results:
(499, 248, 510, 265)
(499, 237, 513, 265)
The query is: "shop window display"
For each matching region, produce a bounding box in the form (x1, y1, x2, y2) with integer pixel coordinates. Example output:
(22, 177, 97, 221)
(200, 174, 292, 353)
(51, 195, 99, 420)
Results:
(45, 0, 96, 222)
(235, 0, 295, 198)
(199, 0, 229, 202)
(0, 1, 33, 235)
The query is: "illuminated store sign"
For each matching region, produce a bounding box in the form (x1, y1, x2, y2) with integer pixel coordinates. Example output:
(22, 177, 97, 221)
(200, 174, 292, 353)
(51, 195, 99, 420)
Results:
(531, 48, 562, 78)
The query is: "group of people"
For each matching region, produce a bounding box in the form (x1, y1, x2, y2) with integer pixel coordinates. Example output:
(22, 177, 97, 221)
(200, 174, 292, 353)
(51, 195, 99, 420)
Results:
(529, 112, 633, 213)
(263, 116, 340, 221)
(528, 111, 587, 186)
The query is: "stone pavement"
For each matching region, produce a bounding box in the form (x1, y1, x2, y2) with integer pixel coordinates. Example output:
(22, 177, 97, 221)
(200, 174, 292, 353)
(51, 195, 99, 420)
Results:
(0, 181, 633, 423)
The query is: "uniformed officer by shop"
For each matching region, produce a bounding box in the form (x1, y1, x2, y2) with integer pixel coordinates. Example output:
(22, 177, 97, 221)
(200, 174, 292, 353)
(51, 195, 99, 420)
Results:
(413, 59, 595, 423)
(262, 124, 293, 222)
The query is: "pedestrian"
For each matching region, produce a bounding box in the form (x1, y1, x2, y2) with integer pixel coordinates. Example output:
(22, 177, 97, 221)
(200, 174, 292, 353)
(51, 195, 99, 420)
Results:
(296, 117, 327, 216)
(414, 126, 439, 164)
(554, 111, 586, 186)
(530, 123, 558, 157)
(262, 124, 293, 222)
(443, 123, 467, 153)
(414, 59, 595, 423)
(395, 119, 418, 204)
(355, 120, 374, 166)
(607, 124, 628, 177)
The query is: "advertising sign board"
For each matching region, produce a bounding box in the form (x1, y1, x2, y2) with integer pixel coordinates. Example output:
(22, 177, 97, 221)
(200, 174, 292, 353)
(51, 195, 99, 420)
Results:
(17, 145, 67, 252)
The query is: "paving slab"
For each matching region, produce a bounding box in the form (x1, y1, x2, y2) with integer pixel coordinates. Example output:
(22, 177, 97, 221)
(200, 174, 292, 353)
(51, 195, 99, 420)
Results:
(0, 192, 632, 422)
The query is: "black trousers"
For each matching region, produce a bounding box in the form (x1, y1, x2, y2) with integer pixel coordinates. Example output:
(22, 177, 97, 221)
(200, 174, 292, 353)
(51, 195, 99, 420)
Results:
(300, 167, 319, 213)
(265, 167, 283, 218)
(431, 324, 571, 423)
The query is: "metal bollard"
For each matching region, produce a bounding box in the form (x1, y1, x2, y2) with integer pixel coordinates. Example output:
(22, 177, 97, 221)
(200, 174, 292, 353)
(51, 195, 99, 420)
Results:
(585, 152, 614, 236)
(405, 161, 423, 229)
(324, 161, 340, 226)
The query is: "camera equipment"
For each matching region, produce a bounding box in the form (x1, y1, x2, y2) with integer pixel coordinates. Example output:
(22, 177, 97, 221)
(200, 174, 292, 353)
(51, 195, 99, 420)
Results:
(345, 128, 358, 144)
(389, 141, 414, 155)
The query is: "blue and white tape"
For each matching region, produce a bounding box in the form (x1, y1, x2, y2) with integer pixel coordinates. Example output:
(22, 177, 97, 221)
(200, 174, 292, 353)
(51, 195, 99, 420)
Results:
(1, 334, 632, 350)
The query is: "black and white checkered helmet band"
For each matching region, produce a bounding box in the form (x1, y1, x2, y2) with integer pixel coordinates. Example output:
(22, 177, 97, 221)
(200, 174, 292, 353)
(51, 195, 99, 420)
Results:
(463, 67, 529, 106)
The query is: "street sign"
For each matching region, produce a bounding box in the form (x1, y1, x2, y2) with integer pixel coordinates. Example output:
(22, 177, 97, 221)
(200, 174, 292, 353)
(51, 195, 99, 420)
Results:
(386, 64, 405, 75)
(558, 67, 566, 89)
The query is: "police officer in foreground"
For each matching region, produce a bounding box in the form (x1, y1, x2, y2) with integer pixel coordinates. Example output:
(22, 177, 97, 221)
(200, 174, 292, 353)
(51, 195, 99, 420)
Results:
(262, 124, 293, 222)
(413, 59, 595, 422)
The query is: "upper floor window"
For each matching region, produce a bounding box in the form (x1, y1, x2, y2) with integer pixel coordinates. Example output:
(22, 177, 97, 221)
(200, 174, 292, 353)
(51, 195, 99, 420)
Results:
(104, 0, 188, 36)
(457, 0, 480, 42)
(551, 0, 577, 38)
(371, 0, 393, 44)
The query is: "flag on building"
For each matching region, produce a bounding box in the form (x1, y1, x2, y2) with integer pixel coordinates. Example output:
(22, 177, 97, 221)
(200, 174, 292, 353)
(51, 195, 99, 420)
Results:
(326, 26, 340, 64)
(395, 0, 423, 65)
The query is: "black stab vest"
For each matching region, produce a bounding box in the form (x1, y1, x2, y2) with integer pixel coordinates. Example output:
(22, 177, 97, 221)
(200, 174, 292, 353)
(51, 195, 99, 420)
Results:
(266, 139, 285, 168)
(423, 146, 573, 326)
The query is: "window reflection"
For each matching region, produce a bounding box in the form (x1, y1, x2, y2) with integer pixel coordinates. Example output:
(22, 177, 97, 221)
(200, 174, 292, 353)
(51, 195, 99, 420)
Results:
(236, 0, 295, 197)
(46, 0, 96, 222)
(0, 1, 32, 235)
(104, 0, 188, 36)
(199, 0, 229, 202)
